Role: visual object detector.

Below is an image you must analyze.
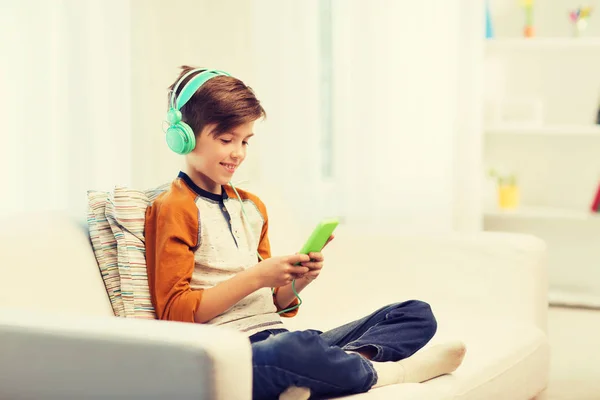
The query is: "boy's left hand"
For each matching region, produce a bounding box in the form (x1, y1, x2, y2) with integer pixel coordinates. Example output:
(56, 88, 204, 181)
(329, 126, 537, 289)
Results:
(300, 235, 334, 282)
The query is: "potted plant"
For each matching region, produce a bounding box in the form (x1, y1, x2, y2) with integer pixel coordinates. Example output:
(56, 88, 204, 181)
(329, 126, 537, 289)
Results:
(489, 169, 520, 210)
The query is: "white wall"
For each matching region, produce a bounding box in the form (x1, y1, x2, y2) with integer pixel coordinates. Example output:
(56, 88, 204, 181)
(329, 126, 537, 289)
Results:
(329, 1, 455, 233)
(454, 2, 485, 232)
(250, 1, 325, 220)
(0, 0, 131, 217)
(129, 0, 258, 189)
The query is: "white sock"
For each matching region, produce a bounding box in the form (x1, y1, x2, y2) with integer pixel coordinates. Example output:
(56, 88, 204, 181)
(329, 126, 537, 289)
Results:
(370, 341, 467, 388)
(279, 386, 311, 400)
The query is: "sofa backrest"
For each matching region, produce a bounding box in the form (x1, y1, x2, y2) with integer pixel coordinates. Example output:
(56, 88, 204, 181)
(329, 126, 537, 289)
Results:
(0, 211, 114, 317)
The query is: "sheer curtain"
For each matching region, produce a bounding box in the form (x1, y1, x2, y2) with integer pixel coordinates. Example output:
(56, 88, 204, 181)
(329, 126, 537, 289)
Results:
(252, 0, 483, 233)
(0, 0, 131, 218)
(331, 0, 483, 234)
(251, 0, 327, 222)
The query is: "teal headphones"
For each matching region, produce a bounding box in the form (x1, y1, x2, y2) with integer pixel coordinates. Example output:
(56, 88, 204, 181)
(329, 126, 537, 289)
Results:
(165, 68, 232, 155)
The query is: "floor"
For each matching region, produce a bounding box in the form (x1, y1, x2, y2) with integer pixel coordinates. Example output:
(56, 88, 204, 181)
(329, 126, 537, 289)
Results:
(546, 306, 600, 400)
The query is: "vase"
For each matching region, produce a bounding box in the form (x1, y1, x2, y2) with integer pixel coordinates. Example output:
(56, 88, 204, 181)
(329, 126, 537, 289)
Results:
(573, 19, 588, 37)
(498, 184, 520, 210)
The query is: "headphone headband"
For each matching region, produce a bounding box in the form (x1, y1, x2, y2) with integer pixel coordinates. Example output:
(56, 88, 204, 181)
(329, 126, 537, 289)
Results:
(165, 68, 232, 155)
(170, 69, 232, 111)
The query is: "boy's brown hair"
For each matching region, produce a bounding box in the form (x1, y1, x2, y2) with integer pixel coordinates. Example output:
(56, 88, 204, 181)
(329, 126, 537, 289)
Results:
(168, 66, 266, 137)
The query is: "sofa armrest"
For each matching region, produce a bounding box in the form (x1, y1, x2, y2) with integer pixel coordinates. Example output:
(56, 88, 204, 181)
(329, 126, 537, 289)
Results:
(0, 309, 252, 400)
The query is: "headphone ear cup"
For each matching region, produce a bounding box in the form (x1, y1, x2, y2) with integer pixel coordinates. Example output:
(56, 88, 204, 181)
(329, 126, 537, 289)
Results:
(179, 121, 196, 154)
(166, 122, 196, 155)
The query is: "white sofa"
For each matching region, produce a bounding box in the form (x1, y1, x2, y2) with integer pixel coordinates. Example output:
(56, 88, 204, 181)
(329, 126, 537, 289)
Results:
(0, 205, 550, 399)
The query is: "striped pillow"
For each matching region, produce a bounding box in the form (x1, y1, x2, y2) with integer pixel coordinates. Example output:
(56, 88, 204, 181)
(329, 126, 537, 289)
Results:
(105, 184, 169, 319)
(87, 190, 125, 317)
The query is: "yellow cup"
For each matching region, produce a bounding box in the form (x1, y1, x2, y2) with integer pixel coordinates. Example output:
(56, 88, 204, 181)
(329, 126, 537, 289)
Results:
(498, 184, 519, 210)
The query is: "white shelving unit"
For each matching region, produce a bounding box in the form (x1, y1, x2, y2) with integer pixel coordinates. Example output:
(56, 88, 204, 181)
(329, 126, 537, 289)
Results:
(482, 15, 600, 307)
(486, 124, 600, 137)
(486, 37, 600, 50)
(485, 205, 600, 221)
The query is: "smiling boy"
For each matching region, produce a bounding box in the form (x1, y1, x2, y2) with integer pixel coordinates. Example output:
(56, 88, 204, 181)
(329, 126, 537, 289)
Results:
(144, 67, 466, 400)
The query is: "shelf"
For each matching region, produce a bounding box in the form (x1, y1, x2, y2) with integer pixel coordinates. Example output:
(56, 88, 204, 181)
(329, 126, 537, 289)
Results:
(486, 124, 600, 137)
(484, 206, 600, 221)
(548, 291, 600, 309)
(486, 37, 600, 51)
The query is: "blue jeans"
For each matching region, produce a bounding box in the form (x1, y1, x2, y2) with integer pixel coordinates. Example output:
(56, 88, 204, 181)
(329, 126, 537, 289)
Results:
(250, 300, 437, 400)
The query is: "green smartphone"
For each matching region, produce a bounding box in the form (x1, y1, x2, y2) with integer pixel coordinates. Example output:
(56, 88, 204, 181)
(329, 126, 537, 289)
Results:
(298, 217, 339, 257)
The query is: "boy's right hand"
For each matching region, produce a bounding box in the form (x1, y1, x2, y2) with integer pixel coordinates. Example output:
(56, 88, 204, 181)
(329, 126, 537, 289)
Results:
(252, 254, 311, 288)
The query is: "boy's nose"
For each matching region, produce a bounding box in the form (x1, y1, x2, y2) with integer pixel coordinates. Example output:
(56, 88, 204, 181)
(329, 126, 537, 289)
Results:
(231, 147, 245, 159)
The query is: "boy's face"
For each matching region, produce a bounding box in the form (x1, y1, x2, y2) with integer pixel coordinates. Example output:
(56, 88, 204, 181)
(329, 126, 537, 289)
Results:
(185, 121, 255, 194)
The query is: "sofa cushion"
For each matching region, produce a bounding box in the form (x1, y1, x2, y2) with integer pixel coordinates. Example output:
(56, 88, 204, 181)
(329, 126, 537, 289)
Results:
(0, 212, 114, 317)
(327, 320, 548, 400)
(87, 191, 125, 317)
(335, 383, 446, 399)
(424, 317, 549, 400)
(104, 184, 168, 319)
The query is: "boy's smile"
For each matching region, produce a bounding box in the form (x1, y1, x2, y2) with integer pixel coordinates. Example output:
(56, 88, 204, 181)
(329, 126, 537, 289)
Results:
(220, 162, 238, 174)
(185, 121, 255, 194)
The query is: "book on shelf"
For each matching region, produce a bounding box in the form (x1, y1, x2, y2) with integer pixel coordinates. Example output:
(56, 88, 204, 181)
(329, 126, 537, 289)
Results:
(591, 181, 600, 213)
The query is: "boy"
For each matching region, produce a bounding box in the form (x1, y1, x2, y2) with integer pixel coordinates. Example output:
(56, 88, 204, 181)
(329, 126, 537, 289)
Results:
(144, 66, 466, 400)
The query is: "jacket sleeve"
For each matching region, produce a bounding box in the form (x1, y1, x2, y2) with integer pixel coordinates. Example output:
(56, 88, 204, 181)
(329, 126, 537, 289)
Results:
(145, 194, 202, 323)
(272, 286, 300, 317)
